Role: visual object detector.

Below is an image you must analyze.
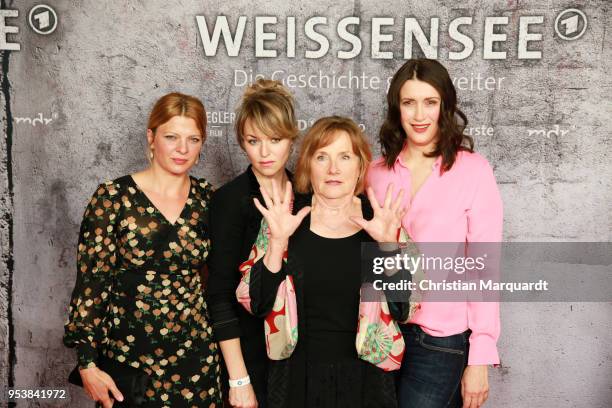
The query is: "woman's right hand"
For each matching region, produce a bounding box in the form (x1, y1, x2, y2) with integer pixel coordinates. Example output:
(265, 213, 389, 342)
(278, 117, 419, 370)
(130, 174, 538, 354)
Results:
(229, 383, 258, 408)
(253, 180, 311, 246)
(79, 366, 124, 408)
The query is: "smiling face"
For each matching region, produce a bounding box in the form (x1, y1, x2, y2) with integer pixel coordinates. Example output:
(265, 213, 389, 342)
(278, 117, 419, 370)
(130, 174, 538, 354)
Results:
(399, 79, 442, 150)
(309, 130, 361, 200)
(242, 118, 292, 179)
(147, 115, 203, 176)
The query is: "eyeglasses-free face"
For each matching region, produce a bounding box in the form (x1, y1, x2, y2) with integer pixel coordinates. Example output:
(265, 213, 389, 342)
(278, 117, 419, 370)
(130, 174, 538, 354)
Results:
(399, 79, 442, 150)
(309, 130, 361, 200)
(147, 115, 203, 175)
(242, 118, 292, 180)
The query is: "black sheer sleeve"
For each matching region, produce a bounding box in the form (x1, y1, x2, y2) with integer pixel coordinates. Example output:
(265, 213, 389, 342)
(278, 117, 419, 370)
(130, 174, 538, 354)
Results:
(247, 258, 287, 318)
(207, 188, 245, 341)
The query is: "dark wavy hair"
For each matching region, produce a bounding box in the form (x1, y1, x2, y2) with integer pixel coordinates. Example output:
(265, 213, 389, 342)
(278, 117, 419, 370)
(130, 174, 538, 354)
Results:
(379, 59, 473, 172)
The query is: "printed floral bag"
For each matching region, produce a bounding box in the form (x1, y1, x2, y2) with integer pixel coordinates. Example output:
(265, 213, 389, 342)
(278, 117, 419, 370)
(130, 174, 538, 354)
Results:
(236, 218, 298, 360)
(355, 228, 423, 371)
(356, 284, 405, 371)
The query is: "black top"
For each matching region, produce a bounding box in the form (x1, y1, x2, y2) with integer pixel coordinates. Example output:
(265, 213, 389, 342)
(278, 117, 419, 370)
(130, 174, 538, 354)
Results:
(300, 227, 368, 362)
(207, 166, 291, 366)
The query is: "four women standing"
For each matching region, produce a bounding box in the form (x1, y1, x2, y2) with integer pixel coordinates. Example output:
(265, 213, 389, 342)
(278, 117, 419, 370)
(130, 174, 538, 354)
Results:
(65, 60, 502, 408)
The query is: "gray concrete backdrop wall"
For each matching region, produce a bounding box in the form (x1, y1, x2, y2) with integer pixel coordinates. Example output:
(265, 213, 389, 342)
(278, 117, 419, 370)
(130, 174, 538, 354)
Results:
(1, 0, 610, 407)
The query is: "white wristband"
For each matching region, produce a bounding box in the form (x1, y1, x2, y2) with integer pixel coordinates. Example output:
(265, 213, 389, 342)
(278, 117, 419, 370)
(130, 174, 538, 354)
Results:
(229, 375, 251, 388)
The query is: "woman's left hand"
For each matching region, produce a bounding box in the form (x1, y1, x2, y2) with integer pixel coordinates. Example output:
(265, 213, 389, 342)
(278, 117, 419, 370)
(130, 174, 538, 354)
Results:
(461, 365, 489, 408)
(350, 184, 407, 243)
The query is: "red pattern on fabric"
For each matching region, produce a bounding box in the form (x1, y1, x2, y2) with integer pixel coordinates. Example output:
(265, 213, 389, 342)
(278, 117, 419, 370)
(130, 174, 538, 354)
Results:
(265, 303, 286, 334)
(380, 308, 392, 325)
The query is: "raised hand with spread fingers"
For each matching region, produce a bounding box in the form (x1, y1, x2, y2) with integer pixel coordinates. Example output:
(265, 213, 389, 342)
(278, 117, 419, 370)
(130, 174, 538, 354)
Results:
(252, 180, 311, 272)
(350, 183, 407, 243)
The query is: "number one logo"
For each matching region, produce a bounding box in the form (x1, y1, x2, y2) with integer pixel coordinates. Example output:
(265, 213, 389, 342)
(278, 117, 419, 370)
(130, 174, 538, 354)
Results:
(33, 10, 50, 30)
(28, 5, 58, 35)
(554, 9, 587, 41)
(560, 15, 578, 36)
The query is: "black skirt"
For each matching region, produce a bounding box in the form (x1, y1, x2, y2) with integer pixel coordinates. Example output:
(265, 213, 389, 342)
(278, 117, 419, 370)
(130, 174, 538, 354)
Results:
(307, 359, 397, 408)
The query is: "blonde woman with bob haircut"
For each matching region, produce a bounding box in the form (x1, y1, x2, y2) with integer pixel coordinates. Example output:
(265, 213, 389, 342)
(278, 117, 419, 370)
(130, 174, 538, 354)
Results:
(244, 116, 410, 408)
(64, 93, 222, 407)
(208, 79, 298, 408)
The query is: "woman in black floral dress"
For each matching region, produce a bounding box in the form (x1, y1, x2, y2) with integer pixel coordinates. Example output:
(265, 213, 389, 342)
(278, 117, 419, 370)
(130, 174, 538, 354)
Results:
(64, 93, 221, 408)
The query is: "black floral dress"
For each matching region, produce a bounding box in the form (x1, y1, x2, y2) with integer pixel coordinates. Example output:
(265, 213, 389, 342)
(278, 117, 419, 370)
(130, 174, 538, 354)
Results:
(64, 175, 221, 407)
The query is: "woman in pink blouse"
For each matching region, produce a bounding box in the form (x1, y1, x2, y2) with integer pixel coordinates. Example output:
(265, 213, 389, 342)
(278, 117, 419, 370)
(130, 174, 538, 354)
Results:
(367, 59, 503, 408)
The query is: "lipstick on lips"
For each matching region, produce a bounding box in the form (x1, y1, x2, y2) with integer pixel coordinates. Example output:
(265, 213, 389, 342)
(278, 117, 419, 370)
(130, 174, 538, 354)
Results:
(259, 160, 275, 167)
(172, 158, 188, 165)
(411, 123, 430, 133)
